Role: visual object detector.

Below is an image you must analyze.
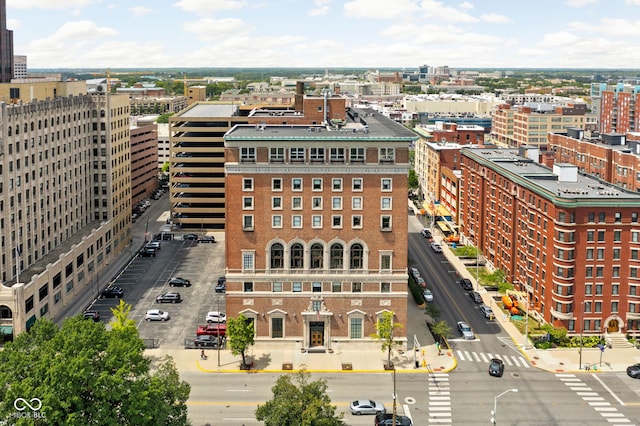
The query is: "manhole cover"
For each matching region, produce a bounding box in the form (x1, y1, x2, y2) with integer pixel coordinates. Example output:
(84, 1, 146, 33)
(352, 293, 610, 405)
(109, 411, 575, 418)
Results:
(342, 363, 353, 370)
(282, 363, 293, 370)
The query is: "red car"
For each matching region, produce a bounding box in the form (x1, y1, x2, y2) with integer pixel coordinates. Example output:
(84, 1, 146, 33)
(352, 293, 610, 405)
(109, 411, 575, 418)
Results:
(196, 323, 227, 336)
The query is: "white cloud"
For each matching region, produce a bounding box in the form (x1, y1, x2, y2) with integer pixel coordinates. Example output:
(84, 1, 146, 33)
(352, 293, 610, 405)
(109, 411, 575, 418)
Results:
(536, 31, 580, 48)
(480, 13, 511, 24)
(308, 0, 331, 16)
(182, 18, 250, 41)
(129, 6, 152, 17)
(564, 0, 598, 7)
(419, 0, 479, 23)
(7, 18, 20, 30)
(7, 0, 94, 9)
(625, 0, 640, 4)
(458, 1, 474, 10)
(343, 0, 418, 19)
(173, 0, 248, 15)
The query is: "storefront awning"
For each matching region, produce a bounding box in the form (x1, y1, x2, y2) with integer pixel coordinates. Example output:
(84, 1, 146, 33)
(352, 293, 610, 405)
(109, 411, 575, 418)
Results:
(0, 325, 13, 335)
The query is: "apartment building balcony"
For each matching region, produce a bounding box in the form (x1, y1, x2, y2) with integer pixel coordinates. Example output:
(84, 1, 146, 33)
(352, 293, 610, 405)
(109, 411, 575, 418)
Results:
(550, 307, 574, 321)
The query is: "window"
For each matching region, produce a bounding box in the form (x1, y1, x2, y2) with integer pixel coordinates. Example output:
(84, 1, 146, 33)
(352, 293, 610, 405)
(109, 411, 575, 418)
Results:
(596, 284, 603, 295)
(272, 197, 282, 210)
(291, 243, 304, 269)
(352, 215, 363, 228)
(39, 284, 49, 301)
(270, 147, 284, 162)
(311, 243, 323, 269)
(243, 197, 254, 210)
(588, 212, 595, 222)
(292, 178, 303, 191)
(379, 148, 395, 163)
(614, 230, 621, 242)
(312, 282, 322, 292)
(381, 197, 392, 210)
(595, 301, 602, 313)
(312, 197, 322, 209)
(332, 178, 343, 191)
(293, 282, 302, 292)
(332, 282, 341, 292)
(380, 253, 391, 271)
(585, 284, 592, 295)
(271, 317, 283, 338)
(272, 215, 283, 228)
(352, 178, 363, 191)
(381, 215, 392, 231)
(612, 284, 619, 296)
(381, 178, 392, 191)
(240, 147, 255, 162)
(597, 230, 605, 242)
(615, 212, 622, 223)
(312, 178, 323, 191)
(613, 266, 620, 278)
(292, 196, 302, 210)
(292, 215, 303, 228)
(586, 248, 594, 260)
(597, 248, 604, 260)
(310, 147, 325, 162)
(332, 197, 342, 210)
(599, 212, 605, 223)
(242, 252, 254, 271)
(290, 147, 305, 162)
(312, 215, 322, 228)
(350, 317, 363, 338)
(243, 282, 254, 292)
(332, 215, 342, 229)
(381, 282, 391, 293)
(350, 147, 365, 163)
(272, 178, 283, 191)
(243, 215, 254, 231)
(633, 212, 638, 223)
(272, 282, 283, 292)
(243, 178, 253, 191)
(350, 244, 364, 269)
(330, 243, 343, 269)
(352, 197, 363, 210)
(587, 230, 594, 242)
(271, 244, 284, 269)
(330, 147, 345, 162)
(352, 282, 362, 293)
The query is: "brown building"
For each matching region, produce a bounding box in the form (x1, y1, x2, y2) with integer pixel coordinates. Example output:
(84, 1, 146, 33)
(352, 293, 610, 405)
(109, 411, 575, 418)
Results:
(600, 86, 640, 134)
(460, 147, 640, 338)
(131, 123, 159, 207)
(223, 96, 417, 350)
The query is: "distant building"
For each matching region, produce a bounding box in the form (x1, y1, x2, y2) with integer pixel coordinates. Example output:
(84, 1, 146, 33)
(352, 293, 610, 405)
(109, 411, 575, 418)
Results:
(597, 83, 640, 134)
(129, 96, 187, 115)
(187, 85, 206, 105)
(13, 55, 26, 79)
(0, 0, 13, 83)
(131, 123, 159, 207)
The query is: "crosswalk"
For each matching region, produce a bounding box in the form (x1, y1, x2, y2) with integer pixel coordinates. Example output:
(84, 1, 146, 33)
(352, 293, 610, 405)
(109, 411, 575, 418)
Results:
(427, 373, 452, 424)
(556, 373, 636, 425)
(454, 349, 530, 368)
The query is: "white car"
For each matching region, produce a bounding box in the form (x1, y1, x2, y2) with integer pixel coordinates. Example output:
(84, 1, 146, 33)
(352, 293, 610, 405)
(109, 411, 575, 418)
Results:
(206, 311, 227, 323)
(423, 288, 434, 302)
(457, 321, 475, 340)
(144, 309, 170, 321)
(430, 242, 443, 253)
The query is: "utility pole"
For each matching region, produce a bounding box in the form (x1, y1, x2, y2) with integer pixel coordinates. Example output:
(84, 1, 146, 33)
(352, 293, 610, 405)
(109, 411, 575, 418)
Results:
(217, 298, 221, 367)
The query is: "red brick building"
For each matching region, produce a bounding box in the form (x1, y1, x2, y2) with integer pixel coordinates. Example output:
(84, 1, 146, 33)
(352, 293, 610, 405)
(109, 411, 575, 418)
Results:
(130, 123, 159, 207)
(600, 88, 640, 134)
(223, 95, 417, 350)
(460, 147, 640, 338)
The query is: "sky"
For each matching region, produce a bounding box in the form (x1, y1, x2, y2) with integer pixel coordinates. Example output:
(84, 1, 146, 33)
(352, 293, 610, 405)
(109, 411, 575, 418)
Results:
(7, 0, 640, 70)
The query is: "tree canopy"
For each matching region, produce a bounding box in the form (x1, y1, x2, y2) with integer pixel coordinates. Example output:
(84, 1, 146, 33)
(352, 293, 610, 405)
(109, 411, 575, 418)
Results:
(226, 313, 255, 367)
(371, 311, 403, 368)
(0, 315, 190, 425)
(255, 371, 344, 426)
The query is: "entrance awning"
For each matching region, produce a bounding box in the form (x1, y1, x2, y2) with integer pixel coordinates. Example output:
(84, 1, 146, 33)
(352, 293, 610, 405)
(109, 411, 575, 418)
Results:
(25, 314, 36, 330)
(0, 325, 13, 335)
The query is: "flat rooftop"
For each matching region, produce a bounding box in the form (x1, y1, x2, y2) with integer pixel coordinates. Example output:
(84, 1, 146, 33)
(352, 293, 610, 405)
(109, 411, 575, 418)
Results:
(178, 103, 240, 118)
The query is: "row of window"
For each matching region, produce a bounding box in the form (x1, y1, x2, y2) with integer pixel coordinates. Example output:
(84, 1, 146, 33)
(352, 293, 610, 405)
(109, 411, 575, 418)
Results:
(242, 177, 393, 192)
(262, 316, 367, 339)
(243, 196, 393, 211)
(242, 214, 392, 231)
(240, 147, 395, 164)
(240, 281, 394, 293)
(556, 301, 638, 315)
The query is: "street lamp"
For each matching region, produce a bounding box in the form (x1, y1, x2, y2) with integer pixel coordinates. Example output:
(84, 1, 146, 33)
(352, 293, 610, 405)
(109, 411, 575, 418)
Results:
(491, 388, 518, 425)
(523, 287, 530, 350)
(578, 300, 585, 370)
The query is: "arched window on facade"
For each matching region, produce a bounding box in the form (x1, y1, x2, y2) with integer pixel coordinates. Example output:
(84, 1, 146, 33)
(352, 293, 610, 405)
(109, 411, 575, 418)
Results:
(330, 243, 343, 269)
(310, 243, 323, 269)
(270, 243, 284, 269)
(350, 243, 364, 269)
(291, 243, 304, 269)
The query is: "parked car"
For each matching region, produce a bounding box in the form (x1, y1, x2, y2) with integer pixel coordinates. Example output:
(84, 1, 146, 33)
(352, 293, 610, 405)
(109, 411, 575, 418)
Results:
(101, 286, 124, 299)
(409, 267, 421, 280)
(156, 292, 182, 304)
(430, 242, 443, 253)
(420, 228, 433, 239)
(416, 277, 426, 288)
(460, 278, 473, 291)
(83, 310, 100, 322)
(469, 291, 483, 304)
(169, 277, 191, 287)
(423, 288, 434, 302)
(146, 241, 161, 250)
(153, 232, 174, 241)
(144, 309, 170, 322)
(194, 335, 224, 347)
(140, 247, 156, 257)
(182, 233, 198, 240)
(196, 323, 227, 336)
(479, 305, 494, 320)
(457, 321, 475, 340)
(215, 283, 226, 293)
(627, 363, 640, 379)
(198, 236, 216, 243)
(375, 412, 413, 426)
(489, 358, 505, 377)
(206, 311, 226, 323)
(349, 399, 386, 415)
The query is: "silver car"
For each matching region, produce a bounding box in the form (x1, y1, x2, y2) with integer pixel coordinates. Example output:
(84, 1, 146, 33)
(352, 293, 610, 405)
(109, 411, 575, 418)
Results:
(349, 399, 386, 415)
(457, 321, 475, 340)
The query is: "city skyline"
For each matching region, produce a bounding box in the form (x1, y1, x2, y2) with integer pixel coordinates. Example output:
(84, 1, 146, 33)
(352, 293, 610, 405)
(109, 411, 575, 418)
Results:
(7, 0, 640, 70)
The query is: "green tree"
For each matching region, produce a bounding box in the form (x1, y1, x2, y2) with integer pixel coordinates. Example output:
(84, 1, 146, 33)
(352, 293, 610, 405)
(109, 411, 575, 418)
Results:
(370, 311, 402, 368)
(110, 299, 136, 330)
(255, 370, 344, 426)
(0, 316, 190, 425)
(431, 320, 452, 347)
(227, 313, 255, 368)
(408, 169, 419, 190)
(157, 113, 174, 124)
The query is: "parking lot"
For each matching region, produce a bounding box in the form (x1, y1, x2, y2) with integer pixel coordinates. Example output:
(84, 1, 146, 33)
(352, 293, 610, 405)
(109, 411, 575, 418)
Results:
(85, 237, 226, 349)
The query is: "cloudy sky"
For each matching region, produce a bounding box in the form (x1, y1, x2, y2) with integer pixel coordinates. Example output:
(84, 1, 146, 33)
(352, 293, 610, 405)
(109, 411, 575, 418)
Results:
(7, 0, 640, 70)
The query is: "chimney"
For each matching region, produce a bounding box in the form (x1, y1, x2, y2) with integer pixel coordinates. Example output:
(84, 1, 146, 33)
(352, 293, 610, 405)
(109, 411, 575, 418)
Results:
(295, 81, 304, 112)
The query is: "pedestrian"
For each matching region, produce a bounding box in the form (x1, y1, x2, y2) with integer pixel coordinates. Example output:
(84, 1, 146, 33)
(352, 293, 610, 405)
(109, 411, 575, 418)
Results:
(200, 349, 207, 360)
(436, 341, 442, 355)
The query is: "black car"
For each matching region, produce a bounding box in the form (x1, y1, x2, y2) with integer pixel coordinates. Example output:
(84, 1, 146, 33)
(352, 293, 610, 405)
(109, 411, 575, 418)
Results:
(420, 228, 432, 239)
(101, 286, 124, 299)
(169, 277, 191, 287)
(156, 292, 182, 303)
(153, 233, 174, 241)
(375, 413, 413, 426)
(627, 363, 640, 379)
(182, 233, 198, 240)
(489, 358, 505, 377)
(198, 236, 216, 243)
(469, 291, 483, 304)
(140, 247, 156, 257)
(460, 278, 473, 291)
(215, 276, 226, 293)
(194, 335, 224, 348)
(83, 310, 100, 322)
